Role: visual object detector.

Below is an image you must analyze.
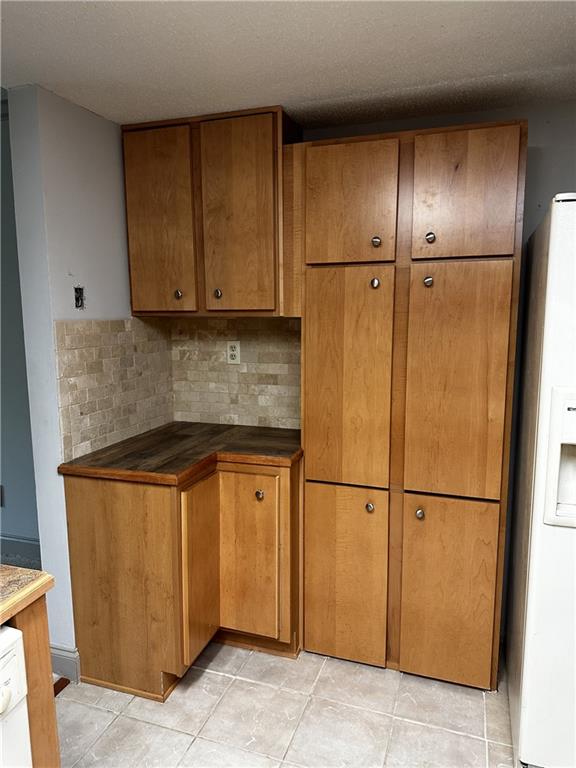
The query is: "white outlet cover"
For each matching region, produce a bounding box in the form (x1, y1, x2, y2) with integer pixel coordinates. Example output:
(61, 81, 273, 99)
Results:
(227, 341, 241, 364)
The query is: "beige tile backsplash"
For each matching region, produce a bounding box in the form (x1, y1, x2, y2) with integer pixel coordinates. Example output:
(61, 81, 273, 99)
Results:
(171, 318, 301, 429)
(55, 317, 301, 461)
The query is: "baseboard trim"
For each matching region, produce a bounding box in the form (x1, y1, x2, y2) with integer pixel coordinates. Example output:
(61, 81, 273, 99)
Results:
(0, 535, 41, 569)
(51, 645, 80, 682)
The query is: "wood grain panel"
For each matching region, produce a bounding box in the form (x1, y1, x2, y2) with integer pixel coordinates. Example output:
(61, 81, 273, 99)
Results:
(404, 260, 513, 499)
(305, 139, 399, 263)
(282, 144, 305, 316)
(304, 265, 394, 488)
(182, 473, 220, 666)
(201, 114, 276, 310)
(9, 596, 60, 768)
(64, 477, 184, 698)
(219, 471, 280, 637)
(412, 125, 520, 258)
(123, 126, 197, 311)
(399, 494, 499, 688)
(304, 482, 388, 665)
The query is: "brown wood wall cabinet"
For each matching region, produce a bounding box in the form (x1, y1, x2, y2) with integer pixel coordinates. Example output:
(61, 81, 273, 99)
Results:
(122, 106, 301, 316)
(59, 423, 302, 701)
(301, 120, 527, 690)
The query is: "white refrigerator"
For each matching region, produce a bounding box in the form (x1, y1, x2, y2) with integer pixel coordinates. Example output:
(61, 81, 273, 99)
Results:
(508, 193, 576, 768)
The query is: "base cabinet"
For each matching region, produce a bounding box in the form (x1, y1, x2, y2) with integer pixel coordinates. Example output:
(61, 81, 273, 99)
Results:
(399, 494, 500, 688)
(304, 482, 388, 666)
(64, 458, 300, 701)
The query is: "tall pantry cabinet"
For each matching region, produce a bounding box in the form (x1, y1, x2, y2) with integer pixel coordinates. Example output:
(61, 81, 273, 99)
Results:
(299, 121, 526, 689)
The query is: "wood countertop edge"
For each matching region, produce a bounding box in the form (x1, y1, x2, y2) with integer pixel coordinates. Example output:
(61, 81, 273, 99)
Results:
(0, 572, 55, 624)
(58, 447, 303, 487)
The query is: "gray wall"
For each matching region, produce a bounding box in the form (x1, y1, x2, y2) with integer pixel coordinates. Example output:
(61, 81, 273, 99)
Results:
(304, 99, 576, 242)
(0, 94, 40, 567)
(7, 84, 133, 654)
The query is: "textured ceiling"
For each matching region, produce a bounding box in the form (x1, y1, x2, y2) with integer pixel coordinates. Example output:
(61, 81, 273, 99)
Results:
(2, 1, 575, 127)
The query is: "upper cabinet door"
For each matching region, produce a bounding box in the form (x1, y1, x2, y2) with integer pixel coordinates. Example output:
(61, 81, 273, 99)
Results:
(305, 139, 399, 264)
(304, 265, 394, 488)
(412, 125, 521, 259)
(201, 114, 276, 310)
(123, 126, 197, 312)
(404, 260, 513, 499)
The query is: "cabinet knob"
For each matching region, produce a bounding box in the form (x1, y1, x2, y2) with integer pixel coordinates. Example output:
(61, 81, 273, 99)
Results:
(174, 289, 183, 300)
(365, 502, 375, 513)
(255, 489, 265, 501)
(371, 236, 382, 248)
(370, 277, 380, 289)
(415, 508, 425, 520)
(425, 232, 436, 244)
(214, 288, 223, 300)
(423, 275, 434, 287)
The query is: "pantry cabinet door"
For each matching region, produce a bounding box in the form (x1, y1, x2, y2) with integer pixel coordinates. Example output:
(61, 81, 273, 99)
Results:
(182, 473, 220, 666)
(304, 265, 394, 488)
(305, 139, 399, 264)
(219, 470, 279, 638)
(201, 114, 276, 310)
(123, 126, 197, 311)
(400, 494, 499, 688)
(404, 260, 513, 499)
(304, 482, 388, 666)
(412, 125, 521, 259)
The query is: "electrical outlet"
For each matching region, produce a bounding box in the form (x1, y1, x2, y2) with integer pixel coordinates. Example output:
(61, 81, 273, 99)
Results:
(227, 341, 241, 364)
(74, 286, 86, 310)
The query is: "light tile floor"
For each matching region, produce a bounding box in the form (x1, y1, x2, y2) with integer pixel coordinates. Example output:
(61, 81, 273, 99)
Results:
(57, 643, 514, 768)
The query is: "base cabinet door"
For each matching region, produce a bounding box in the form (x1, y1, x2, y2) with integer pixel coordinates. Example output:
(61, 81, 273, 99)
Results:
(219, 470, 280, 638)
(182, 473, 220, 666)
(399, 494, 500, 688)
(304, 482, 388, 666)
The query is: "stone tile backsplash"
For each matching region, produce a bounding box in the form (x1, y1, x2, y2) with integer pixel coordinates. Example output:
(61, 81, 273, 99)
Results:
(55, 317, 301, 461)
(171, 318, 301, 429)
(56, 319, 173, 460)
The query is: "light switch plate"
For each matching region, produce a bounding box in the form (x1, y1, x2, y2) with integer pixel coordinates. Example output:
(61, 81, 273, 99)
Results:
(227, 341, 241, 364)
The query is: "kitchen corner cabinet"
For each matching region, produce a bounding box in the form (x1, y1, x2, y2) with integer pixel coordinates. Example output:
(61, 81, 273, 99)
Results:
(60, 425, 302, 701)
(122, 107, 300, 316)
(305, 138, 399, 264)
(399, 494, 500, 688)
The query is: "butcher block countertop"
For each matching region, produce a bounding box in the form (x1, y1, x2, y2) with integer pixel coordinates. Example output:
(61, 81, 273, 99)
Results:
(0, 564, 54, 624)
(58, 421, 302, 486)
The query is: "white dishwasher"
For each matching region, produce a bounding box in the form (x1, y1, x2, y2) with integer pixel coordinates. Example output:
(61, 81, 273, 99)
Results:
(0, 626, 32, 768)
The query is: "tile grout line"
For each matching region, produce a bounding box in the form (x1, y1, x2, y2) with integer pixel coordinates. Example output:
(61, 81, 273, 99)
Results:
(278, 654, 328, 762)
(382, 672, 403, 767)
(68, 707, 122, 768)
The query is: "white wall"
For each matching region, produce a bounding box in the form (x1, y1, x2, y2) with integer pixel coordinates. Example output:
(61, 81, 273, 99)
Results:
(37, 87, 130, 320)
(8, 85, 131, 655)
(305, 100, 576, 242)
